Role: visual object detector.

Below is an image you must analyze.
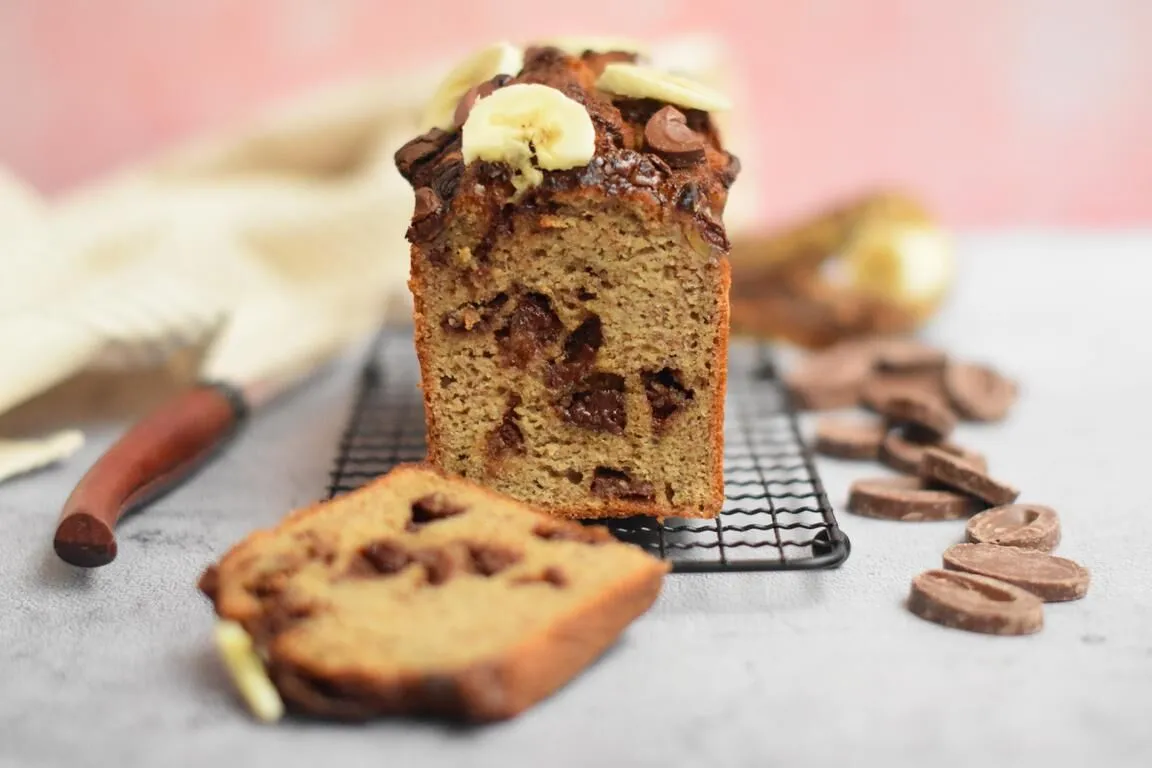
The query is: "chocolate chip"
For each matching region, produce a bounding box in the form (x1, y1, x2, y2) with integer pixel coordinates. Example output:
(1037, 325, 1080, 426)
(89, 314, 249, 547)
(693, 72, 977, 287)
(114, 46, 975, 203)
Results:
(430, 151, 465, 201)
(546, 315, 603, 389)
(642, 368, 694, 432)
(848, 476, 978, 521)
(563, 315, 603, 365)
(486, 398, 525, 461)
(511, 566, 570, 588)
(575, 151, 665, 193)
(942, 543, 1089, 602)
(613, 98, 666, 128)
(453, 74, 512, 128)
(966, 504, 1061, 552)
(394, 128, 454, 181)
(408, 187, 444, 240)
(561, 373, 626, 434)
(410, 494, 467, 526)
(644, 105, 705, 167)
(590, 467, 655, 502)
(908, 569, 1043, 636)
(352, 540, 413, 576)
(294, 530, 339, 564)
(720, 152, 741, 188)
(251, 570, 289, 599)
(260, 602, 318, 638)
(920, 448, 1019, 507)
(676, 182, 701, 213)
(442, 293, 508, 333)
(495, 293, 563, 367)
(540, 567, 568, 587)
(467, 543, 522, 577)
(413, 548, 457, 586)
(623, 152, 664, 187)
(412, 187, 441, 222)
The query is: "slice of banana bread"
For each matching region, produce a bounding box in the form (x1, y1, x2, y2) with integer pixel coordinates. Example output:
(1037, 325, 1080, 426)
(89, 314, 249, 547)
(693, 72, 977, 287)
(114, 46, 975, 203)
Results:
(199, 464, 668, 722)
(396, 43, 739, 519)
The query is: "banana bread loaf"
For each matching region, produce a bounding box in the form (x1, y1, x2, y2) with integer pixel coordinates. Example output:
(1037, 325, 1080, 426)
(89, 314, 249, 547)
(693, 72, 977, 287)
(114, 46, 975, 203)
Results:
(395, 41, 739, 519)
(199, 464, 668, 721)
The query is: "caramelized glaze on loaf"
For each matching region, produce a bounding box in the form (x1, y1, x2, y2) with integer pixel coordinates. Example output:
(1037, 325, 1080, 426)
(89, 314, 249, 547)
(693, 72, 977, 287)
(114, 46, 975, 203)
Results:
(396, 46, 738, 518)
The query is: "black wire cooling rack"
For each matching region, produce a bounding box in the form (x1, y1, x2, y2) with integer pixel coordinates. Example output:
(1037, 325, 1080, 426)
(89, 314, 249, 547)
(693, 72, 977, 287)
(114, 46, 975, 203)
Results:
(326, 328, 850, 573)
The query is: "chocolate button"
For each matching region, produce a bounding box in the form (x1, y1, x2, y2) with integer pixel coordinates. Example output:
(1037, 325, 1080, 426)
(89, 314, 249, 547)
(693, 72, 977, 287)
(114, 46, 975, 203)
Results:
(874, 340, 947, 372)
(644, 106, 705, 167)
(876, 392, 957, 440)
(943, 543, 1089, 602)
(920, 448, 1019, 507)
(908, 569, 1043, 635)
(966, 504, 1061, 552)
(848, 476, 977, 521)
(786, 341, 878, 411)
(944, 362, 1018, 422)
(814, 417, 887, 460)
(879, 429, 986, 475)
(394, 128, 454, 181)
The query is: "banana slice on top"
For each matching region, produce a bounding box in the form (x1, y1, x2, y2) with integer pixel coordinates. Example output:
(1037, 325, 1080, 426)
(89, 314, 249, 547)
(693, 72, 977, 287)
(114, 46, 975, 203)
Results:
(537, 36, 650, 57)
(596, 62, 732, 112)
(462, 84, 596, 194)
(423, 42, 524, 130)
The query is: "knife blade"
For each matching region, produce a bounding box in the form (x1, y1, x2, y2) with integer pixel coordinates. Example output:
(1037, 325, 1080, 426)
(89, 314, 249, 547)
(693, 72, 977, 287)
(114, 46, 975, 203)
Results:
(53, 288, 376, 567)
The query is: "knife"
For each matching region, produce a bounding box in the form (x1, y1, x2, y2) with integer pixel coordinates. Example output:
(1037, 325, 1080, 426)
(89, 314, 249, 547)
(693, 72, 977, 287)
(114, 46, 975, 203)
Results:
(53, 289, 371, 567)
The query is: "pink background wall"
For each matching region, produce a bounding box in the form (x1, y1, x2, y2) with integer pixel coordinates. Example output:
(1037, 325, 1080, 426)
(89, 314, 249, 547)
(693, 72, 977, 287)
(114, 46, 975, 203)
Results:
(1, 0, 1150, 226)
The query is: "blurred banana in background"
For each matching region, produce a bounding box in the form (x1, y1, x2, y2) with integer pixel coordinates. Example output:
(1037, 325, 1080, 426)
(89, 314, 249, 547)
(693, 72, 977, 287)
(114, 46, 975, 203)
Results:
(729, 191, 954, 349)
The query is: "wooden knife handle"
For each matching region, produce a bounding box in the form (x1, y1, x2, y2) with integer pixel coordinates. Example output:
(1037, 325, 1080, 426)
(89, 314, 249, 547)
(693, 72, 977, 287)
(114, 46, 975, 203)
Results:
(54, 383, 248, 568)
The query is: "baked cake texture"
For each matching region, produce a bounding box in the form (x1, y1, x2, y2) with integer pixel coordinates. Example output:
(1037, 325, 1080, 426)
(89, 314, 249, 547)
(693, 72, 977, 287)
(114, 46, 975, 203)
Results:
(395, 42, 740, 519)
(200, 464, 668, 721)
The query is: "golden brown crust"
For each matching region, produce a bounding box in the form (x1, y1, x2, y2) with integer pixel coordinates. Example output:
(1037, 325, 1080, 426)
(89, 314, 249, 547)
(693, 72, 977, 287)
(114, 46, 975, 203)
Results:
(409, 267, 444, 468)
(201, 463, 668, 721)
(709, 257, 731, 508)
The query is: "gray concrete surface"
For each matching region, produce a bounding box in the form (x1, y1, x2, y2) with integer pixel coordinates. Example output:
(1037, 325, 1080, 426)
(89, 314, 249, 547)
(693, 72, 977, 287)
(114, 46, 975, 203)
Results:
(2, 232, 1150, 768)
